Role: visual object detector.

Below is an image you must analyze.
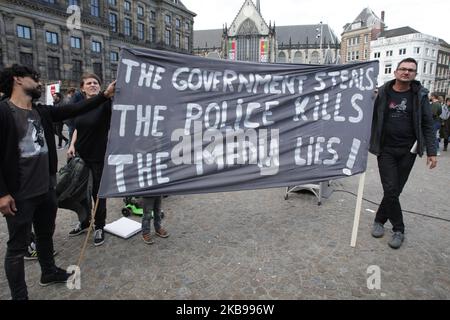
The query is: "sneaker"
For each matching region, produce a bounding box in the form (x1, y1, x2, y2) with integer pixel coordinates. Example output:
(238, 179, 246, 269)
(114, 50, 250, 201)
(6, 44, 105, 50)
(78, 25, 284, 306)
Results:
(24, 248, 58, 261)
(155, 227, 169, 238)
(39, 267, 74, 287)
(94, 228, 105, 246)
(69, 222, 89, 237)
(388, 231, 404, 249)
(24, 246, 38, 260)
(142, 233, 154, 245)
(371, 222, 385, 238)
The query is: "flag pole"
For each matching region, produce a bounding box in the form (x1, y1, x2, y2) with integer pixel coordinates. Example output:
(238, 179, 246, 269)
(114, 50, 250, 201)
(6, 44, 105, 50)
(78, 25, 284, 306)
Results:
(77, 198, 100, 267)
(350, 172, 366, 247)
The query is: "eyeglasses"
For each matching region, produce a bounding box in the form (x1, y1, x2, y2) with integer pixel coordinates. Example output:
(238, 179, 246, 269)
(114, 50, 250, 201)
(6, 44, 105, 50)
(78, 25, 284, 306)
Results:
(397, 67, 417, 73)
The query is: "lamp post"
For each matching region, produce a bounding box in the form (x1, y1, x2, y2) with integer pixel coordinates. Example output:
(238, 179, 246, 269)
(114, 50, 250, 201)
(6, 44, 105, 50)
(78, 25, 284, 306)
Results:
(316, 21, 323, 64)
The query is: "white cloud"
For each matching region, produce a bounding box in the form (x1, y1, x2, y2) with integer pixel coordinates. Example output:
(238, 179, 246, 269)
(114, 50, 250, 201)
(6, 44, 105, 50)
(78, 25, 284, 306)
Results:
(182, 0, 450, 42)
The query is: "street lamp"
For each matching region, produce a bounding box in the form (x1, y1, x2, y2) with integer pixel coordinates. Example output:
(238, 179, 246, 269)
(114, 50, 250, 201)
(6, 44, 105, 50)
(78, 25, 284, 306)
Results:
(316, 21, 323, 64)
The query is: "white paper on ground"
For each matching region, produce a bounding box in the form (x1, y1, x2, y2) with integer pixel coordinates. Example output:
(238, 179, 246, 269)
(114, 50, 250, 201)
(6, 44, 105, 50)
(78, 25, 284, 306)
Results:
(104, 217, 142, 239)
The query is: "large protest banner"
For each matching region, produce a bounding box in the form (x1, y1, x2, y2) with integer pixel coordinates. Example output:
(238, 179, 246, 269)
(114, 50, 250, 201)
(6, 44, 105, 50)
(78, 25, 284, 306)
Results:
(98, 48, 378, 198)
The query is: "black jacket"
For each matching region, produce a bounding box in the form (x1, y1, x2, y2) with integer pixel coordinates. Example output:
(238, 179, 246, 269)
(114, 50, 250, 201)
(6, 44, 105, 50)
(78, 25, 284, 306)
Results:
(0, 93, 109, 198)
(369, 79, 436, 157)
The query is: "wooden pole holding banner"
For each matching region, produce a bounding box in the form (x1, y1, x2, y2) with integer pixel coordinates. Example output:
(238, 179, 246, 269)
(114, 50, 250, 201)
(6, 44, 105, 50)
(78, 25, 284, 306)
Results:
(76, 198, 100, 267)
(350, 172, 366, 247)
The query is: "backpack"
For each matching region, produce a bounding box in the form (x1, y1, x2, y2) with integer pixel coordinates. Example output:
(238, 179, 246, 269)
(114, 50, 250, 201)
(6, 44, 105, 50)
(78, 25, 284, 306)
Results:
(56, 156, 93, 206)
(440, 104, 450, 120)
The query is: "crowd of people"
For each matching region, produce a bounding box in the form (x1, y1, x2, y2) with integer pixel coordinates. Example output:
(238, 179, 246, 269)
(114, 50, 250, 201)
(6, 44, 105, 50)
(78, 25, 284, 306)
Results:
(0, 57, 447, 299)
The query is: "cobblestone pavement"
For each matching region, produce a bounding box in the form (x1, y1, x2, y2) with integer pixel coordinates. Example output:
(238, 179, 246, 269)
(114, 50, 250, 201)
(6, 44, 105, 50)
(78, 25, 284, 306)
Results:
(1, 146, 449, 300)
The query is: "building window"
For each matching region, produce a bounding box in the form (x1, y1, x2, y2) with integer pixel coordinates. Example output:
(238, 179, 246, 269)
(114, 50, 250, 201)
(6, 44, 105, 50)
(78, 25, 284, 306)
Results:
(374, 52, 380, 58)
(90, 0, 100, 17)
(184, 36, 189, 50)
(124, 1, 131, 11)
(364, 34, 369, 43)
(384, 64, 392, 74)
(150, 11, 156, 20)
(175, 33, 180, 48)
(20, 52, 33, 67)
(137, 23, 145, 40)
(165, 29, 171, 46)
(91, 41, 102, 53)
(386, 50, 393, 57)
(124, 18, 132, 36)
(93, 63, 103, 82)
(137, 6, 144, 16)
(399, 48, 406, 55)
(108, 0, 117, 5)
(70, 36, 81, 49)
(423, 62, 427, 74)
(430, 63, 434, 74)
(48, 57, 60, 80)
(109, 13, 118, 32)
(17, 25, 32, 39)
(110, 51, 119, 62)
(165, 15, 171, 25)
(72, 59, 82, 81)
(45, 31, 58, 45)
(364, 49, 368, 60)
(69, 0, 80, 5)
(176, 18, 181, 29)
(149, 26, 156, 43)
(414, 47, 420, 54)
(432, 49, 436, 57)
(426, 48, 429, 56)
(185, 21, 190, 31)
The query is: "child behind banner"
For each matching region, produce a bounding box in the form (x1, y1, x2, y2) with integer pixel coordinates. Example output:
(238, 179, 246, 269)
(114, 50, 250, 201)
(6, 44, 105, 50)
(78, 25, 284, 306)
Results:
(141, 196, 169, 244)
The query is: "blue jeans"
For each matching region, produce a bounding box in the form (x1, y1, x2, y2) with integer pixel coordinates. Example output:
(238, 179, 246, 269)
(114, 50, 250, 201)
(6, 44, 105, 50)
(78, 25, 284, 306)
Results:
(4, 190, 58, 300)
(434, 121, 441, 151)
(141, 196, 162, 235)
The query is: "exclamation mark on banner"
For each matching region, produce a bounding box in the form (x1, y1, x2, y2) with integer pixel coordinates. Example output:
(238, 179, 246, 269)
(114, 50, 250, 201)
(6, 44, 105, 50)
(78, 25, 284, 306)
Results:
(343, 139, 361, 176)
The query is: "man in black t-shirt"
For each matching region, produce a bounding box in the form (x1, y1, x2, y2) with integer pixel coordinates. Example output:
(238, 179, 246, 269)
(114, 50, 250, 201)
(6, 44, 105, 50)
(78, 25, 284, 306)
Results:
(0, 64, 116, 300)
(369, 58, 437, 249)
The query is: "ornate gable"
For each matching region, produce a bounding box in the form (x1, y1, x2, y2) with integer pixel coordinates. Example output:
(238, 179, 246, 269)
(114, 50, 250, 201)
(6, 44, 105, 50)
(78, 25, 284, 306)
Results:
(228, 0, 269, 37)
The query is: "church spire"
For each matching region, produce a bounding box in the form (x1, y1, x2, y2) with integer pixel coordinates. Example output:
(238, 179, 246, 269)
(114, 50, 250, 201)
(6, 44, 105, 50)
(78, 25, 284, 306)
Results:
(256, 0, 261, 13)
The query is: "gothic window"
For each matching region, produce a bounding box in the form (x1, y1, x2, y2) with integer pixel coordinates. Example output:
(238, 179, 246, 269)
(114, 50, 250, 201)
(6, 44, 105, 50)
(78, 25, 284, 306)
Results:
(278, 51, 287, 63)
(236, 19, 260, 62)
(310, 51, 319, 64)
(293, 51, 303, 64)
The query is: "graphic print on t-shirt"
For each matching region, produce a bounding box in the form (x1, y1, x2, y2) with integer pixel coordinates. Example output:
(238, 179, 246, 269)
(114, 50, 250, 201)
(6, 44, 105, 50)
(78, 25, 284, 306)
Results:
(19, 118, 48, 158)
(388, 98, 408, 115)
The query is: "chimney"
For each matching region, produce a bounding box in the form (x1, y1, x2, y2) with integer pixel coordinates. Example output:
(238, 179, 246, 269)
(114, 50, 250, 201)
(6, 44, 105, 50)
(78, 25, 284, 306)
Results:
(380, 11, 385, 32)
(256, 0, 261, 13)
(381, 11, 385, 22)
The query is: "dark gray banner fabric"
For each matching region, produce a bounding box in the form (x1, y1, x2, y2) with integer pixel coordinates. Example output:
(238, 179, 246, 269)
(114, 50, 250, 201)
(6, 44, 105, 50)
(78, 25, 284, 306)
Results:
(98, 48, 379, 198)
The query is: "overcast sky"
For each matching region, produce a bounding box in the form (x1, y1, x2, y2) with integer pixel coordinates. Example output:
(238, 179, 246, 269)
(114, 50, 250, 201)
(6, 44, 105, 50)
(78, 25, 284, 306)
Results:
(181, 0, 449, 42)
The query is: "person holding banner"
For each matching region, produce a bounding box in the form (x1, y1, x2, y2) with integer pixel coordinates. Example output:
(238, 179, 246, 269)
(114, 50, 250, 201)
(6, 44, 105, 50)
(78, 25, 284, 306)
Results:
(0, 64, 116, 300)
(67, 74, 112, 247)
(141, 196, 169, 244)
(369, 57, 437, 249)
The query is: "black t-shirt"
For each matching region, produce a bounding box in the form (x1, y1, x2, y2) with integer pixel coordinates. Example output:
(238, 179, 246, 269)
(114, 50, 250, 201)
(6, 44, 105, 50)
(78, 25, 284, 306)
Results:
(74, 100, 111, 162)
(8, 100, 50, 200)
(382, 87, 416, 148)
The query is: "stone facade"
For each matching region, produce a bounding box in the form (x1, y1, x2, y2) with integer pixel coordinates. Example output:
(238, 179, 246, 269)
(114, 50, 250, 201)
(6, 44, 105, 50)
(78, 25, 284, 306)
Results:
(193, 0, 340, 64)
(340, 7, 385, 63)
(0, 0, 195, 90)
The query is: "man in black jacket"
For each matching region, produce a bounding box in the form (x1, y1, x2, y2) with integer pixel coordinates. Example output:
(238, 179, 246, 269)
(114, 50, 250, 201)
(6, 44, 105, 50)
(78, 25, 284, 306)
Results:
(369, 57, 437, 249)
(0, 64, 115, 299)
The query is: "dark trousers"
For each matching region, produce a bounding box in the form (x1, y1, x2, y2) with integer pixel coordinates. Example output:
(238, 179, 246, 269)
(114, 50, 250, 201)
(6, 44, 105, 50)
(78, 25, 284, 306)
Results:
(375, 146, 417, 233)
(54, 122, 68, 147)
(4, 190, 57, 300)
(142, 196, 162, 234)
(85, 161, 106, 229)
